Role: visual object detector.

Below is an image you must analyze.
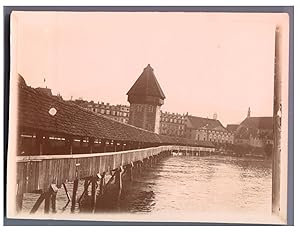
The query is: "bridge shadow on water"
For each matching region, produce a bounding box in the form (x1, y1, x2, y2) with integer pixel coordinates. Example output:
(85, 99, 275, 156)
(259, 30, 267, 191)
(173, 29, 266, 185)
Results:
(79, 157, 170, 214)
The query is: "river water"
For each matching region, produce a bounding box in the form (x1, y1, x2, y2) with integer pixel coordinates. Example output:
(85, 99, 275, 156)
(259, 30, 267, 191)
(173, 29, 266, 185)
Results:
(21, 155, 272, 219)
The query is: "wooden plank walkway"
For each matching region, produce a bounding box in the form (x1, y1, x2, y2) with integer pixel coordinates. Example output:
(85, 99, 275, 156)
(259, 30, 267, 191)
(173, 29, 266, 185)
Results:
(16, 145, 215, 194)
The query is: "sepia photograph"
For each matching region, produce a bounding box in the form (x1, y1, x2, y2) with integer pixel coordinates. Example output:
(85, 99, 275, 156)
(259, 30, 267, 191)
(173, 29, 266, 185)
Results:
(5, 7, 292, 225)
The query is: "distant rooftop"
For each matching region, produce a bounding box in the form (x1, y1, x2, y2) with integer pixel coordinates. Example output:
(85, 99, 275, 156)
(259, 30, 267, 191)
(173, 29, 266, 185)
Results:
(240, 117, 273, 130)
(186, 115, 227, 131)
(226, 124, 239, 133)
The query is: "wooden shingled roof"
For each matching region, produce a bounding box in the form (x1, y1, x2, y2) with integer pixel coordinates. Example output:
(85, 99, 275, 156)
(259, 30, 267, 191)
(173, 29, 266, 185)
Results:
(127, 64, 166, 99)
(17, 75, 214, 148)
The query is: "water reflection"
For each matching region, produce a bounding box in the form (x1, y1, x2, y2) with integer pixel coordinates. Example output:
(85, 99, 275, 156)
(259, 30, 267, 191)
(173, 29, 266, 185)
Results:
(115, 155, 272, 215)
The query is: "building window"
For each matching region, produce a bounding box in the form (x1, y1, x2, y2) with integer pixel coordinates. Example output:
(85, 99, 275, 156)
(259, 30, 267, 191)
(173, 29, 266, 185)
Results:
(137, 105, 143, 112)
(149, 105, 154, 112)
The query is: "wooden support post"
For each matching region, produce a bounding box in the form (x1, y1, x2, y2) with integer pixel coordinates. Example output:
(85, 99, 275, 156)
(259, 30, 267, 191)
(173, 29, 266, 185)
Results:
(114, 141, 117, 152)
(78, 179, 92, 204)
(91, 176, 97, 212)
(62, 183, 71, 211)
(89, 137, 94, 153)
(127, 141, 131, 150)
(136, 162, 139, 175)
(99, 172, 105, 196)
(51, 191, 57, 213)
(36, 132, 43, 155)
(101, 139, 106, 153)
(44, 191, 51, 214)
(69, 137, 73, 155)
(115, 167, 123, 201)
(143, 158, 147, 168)
(152, 156, 155, 165)
(128, 162, 134, 182)
(71, 179, 79, 213)
(16, 193, 23, 213)
(138, 161, 143, 175)
(84, 178, 89, 197)
(79, 137, 84, 153)
(30, 193, 46, 214)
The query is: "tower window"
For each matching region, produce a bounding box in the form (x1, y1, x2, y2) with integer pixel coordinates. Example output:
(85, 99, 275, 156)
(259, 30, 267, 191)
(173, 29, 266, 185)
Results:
(146, 123, 152, 130)
(149, 105, 154, 112)
(137, 105, 143, 112)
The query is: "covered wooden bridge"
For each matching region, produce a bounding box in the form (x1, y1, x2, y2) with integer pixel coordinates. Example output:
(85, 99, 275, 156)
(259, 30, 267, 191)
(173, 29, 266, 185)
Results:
(15, 76, 215, 213)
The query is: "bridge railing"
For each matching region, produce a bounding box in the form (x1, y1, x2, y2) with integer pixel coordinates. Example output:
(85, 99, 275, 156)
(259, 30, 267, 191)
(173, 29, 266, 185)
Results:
(16, 145, 215, 194)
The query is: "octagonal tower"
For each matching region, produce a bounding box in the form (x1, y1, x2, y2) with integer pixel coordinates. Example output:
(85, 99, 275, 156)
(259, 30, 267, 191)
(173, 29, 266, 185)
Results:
(127, 64, 165, 133)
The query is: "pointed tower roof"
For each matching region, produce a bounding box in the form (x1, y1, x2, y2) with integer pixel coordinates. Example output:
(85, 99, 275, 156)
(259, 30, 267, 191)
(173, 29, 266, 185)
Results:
(127, 64, 166, 99)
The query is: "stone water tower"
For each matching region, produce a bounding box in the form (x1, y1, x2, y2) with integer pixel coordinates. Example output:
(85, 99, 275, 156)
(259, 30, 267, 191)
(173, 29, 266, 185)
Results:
(127, 64, 165, 133)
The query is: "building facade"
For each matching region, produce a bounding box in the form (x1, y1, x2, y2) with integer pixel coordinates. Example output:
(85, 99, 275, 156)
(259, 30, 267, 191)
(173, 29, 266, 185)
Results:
(127, 64, 165, 133)
(160, 112, 187, 137)
(185, 115, 234, 144)
(70, 99, 130, 124)
(234, 116, 273, 147)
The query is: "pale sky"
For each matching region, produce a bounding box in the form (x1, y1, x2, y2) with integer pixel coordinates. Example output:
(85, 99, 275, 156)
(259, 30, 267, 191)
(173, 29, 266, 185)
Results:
(14, 12, 277, 126)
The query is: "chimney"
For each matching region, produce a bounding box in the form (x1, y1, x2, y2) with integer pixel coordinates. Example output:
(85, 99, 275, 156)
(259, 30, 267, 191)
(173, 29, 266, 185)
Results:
(213, 113, 217, 120)
(247, 107, 251, 118)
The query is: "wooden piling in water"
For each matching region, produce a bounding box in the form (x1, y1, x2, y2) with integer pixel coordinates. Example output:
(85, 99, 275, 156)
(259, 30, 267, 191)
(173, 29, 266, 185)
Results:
(98, 172, 105, 196)
(83, 178, 89, 197)
(30, 193, 46, 214)
(138, 162, 141, 174)
(91, 176, 97, 212)
(16, 193, 23, 213)
(78, 178, 92, 204)
(71, 179, 79, 213)
(44, 191, 51, 214)
(17, 145, 216, 214)
(128, 162, 134, 182)
(50, 184, 58, 213)
(51, 191, 57, 213)
(115, 167, 123, 201)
